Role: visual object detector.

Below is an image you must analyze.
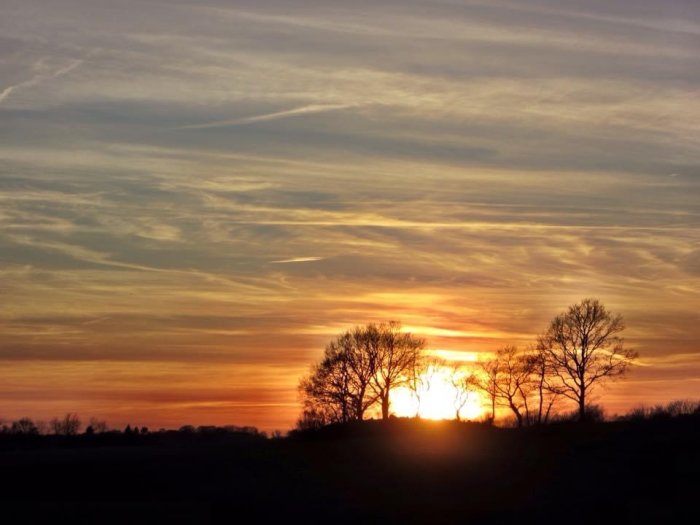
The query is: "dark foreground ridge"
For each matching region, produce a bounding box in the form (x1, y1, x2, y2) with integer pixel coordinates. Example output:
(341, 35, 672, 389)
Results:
(1, 416, 698, 524)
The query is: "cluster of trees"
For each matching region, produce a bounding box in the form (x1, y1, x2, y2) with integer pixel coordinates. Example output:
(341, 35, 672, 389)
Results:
(299, 298, 639, 428)
(473, 296, 636, 425)
(298, 321, 425, 429)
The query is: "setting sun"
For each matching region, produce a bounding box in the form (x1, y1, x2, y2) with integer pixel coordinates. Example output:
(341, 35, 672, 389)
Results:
(392, 366, 484, 421)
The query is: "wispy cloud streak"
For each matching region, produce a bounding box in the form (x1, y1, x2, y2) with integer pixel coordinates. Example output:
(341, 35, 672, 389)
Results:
(0, 59, 84, 105)
(177, 104, 355, 129)
(271, 257, 325, 264)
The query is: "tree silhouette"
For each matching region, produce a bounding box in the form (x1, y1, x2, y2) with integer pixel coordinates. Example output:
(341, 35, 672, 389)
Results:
(409, 357, 443, 418)
(472, 357, 499, 424)
(525, 344, 560, 424)
(299, 321, 425, 426)
(471, 347, 534, 427)
(449, 364, 474, 421)
(299, 329, 376, 424)
(50, 413, 81, 435)
(11, 418, 39, 435)
(370, 322, 425, 420)
(539, 298, 637, 421)
(340, 325, 380, 420)
(492, 346, 532, 427)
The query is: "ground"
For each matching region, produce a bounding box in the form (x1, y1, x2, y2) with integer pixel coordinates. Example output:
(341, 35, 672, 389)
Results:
(1, 417, 698, 524)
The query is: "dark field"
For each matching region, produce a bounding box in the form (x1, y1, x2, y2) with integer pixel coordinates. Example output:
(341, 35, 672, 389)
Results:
(1, 417, 698, 524)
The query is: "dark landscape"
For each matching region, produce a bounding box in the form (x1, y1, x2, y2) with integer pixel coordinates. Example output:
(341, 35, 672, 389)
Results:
(2, 411, 698, 524)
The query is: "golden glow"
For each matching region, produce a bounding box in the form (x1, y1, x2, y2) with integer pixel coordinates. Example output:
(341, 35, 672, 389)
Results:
(429, 349, 480, 362)
(392, 366, 483, 421)
(1, 1, 698, 433)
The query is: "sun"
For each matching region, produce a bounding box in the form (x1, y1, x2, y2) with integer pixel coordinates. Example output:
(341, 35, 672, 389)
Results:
(391, 365, 483, 421)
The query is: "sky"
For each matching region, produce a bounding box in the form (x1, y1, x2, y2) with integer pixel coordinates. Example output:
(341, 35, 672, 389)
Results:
(1, 0, 699, 431)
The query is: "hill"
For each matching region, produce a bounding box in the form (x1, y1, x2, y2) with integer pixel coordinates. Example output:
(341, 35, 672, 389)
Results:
(1, 417, 698, 524)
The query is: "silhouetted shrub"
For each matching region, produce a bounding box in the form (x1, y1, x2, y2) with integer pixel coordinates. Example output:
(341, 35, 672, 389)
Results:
(88, 418, 109, 433)
(665, 399, 700, 417)
(552, 404, 605, 423)
(625, 405, 652, 420)
(296, 408, 330, 431)
(11, 418, 39, 435)
(584, 404, 606, 422)
(622, 399, 700, 421)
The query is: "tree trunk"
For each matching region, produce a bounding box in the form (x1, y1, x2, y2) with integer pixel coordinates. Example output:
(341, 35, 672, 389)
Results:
(544, 396, 555, 424)
(579, 388, 586, 422)
(341, 399, 348, 423)
(381, 394, 390, 420)
(537, 379, 545, 424)
(356, 385, 366, 421)
(511, 405, 523, 428)
(522, 394, 531, 427)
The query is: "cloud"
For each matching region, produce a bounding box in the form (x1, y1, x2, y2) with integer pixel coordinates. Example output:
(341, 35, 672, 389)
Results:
(0, 58, 84, 105)
(270, 257, 325, 264)
(177, 103, 356, 129)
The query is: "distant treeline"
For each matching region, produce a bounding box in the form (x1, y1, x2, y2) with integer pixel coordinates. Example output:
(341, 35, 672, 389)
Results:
(2, 399, 699, 445)
(0, 413, 268, 439)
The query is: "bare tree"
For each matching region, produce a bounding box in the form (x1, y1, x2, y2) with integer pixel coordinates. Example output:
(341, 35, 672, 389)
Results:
(346, 325, 382, 419)
(298, 321, 425, 428)
(50, 413, 81, 435)
(449, 364, 474, 421)
(540, 298, 637, 421)
(472, 356, 499, 424)
(471, 347, 537, 427)
(526, 344, 560, 424)
(370, 322, 426, 420)
(299, 354, 354, 425)
(298, 325, 380, 427)
(491, 346, 533, 428)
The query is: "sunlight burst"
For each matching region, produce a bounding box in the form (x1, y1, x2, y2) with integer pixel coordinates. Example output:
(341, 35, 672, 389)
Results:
(392, 366, 483, 421)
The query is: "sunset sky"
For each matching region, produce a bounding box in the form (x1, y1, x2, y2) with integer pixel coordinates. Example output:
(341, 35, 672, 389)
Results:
(1, 0, 698, 431)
